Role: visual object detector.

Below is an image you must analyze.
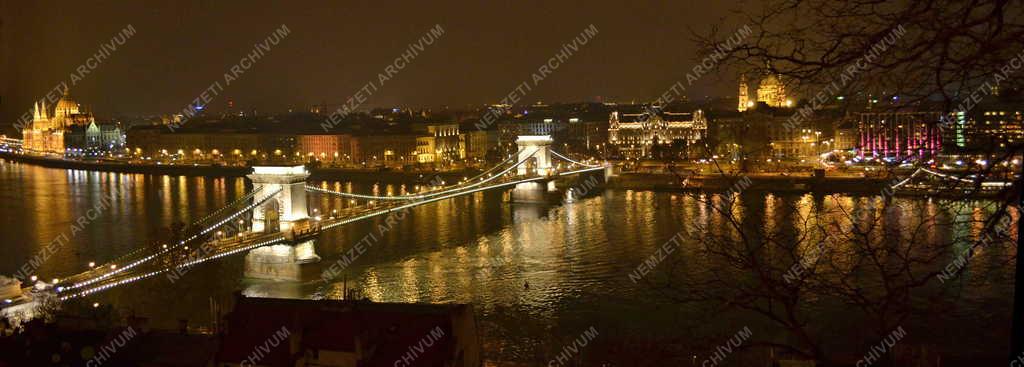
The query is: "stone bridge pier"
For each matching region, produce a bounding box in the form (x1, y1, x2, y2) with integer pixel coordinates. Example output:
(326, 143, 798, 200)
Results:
(245, 165, 320, 281)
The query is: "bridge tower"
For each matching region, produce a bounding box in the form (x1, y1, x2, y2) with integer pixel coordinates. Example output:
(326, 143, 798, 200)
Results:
(516, 135, 553, 176)
(245, 165, 319, 281)
(247, 165, 310, 233)
(510, 135, 556, 203)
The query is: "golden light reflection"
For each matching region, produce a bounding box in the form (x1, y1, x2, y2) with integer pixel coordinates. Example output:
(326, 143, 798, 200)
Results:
(177, 176, 189, 222)
(763, 193, 777, 232)
(362, 269, 384, 301)
(10, 159, 1017, 337)
(399, 258, 420, 303)
(426, 251, 447, 303)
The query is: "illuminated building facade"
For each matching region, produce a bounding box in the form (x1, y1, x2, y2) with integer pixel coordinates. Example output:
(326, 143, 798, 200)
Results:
(497, 118, 567, 156)
(126, 129, 298, 163)
(23, 87, 104, 155)
(833, 120, 859, 151)
(415, 136, 437, 163)
(460, 129, 498, 164)
(64, 122, 125, 157)
(858, 111, 942, 159)
(414, 123, 461, 164)
(945, 103, 1024, 152)
(296, 134, 353, 162)
(768, 125, 824, 160)
(351, 134, 418, 167)
(128, 126, 423, 167)
(564, 117, 609, 154)
(608, 108, 707, 158)
(729, 110, 824, 161)
(128, 113, 435, 167)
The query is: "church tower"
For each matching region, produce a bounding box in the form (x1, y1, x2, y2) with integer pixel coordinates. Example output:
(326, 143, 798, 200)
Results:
(738, 74, 750, 112)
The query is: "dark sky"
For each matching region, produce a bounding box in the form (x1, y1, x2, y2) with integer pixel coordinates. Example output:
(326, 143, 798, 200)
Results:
(2, 0, 741, 125)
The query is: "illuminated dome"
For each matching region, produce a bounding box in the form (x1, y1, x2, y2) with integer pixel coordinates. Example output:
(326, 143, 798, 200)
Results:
(52, 86, 80, 118)
(756, 73, 788, 108)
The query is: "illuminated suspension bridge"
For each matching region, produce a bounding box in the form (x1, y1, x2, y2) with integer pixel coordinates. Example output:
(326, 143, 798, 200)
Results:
(1, 135, 610, 314)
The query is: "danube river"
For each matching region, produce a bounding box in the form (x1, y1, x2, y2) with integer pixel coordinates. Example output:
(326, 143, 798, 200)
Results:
(0, 159, 1013, 363)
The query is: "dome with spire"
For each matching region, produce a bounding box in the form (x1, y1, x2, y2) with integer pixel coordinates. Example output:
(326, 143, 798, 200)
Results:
(52, 86, 80, 118)
(756, 72, 790, 108)
(22, 85, 106, 156)
(760, 74, 782, 89)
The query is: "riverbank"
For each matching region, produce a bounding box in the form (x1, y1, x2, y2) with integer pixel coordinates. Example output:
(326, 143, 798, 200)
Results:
(607, 171, 1005, 198)
(0, 151, 251, 176)
(610, 171, 891, 192)
(1, 151, 1006, 197)
(0, 151, 478, 183)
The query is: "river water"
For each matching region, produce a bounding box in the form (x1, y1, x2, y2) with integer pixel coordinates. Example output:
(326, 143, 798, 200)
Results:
(0, 159, 1014, 364)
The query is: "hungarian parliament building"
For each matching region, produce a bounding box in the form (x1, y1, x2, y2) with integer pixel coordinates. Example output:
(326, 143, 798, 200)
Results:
(22, 87, 124, 156)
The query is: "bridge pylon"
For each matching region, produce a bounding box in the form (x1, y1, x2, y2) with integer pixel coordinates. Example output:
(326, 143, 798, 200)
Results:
(245, 165, 321, 281)
(516, 135, 553, 176)
(247, 165, 310, 233)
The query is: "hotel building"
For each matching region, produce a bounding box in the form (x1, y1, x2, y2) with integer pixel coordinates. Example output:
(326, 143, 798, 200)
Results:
(607, 107, 707, 158)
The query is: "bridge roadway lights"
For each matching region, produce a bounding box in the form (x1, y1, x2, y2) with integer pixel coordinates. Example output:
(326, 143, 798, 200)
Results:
(244, 240, 321, 281)
(247, 165, 310, 233)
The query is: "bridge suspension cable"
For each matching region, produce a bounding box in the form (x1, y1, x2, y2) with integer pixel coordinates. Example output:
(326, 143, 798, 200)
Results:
(189, 186, 264, 228)
(62, 187, 283, 291)
(61, 235, 288, 300)
(306, 153, 519, 201)
(306, 148, 539, 201)
(321, 175, 547, 232)
(411, 153, 520, 195)
(550, 150, 602, 168)
(55, 148, 609, 300)
(59, 187, 269, 286)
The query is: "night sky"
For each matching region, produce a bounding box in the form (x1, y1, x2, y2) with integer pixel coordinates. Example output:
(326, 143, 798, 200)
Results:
(2, 1, 741, 125)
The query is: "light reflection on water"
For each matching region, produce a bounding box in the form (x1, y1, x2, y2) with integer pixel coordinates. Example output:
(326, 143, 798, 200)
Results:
(0, 160, 1013, 361)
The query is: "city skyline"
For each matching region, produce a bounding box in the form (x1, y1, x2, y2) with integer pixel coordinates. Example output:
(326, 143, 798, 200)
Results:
(2, 1, 1023, 365)
(2, 1, 744, 126)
